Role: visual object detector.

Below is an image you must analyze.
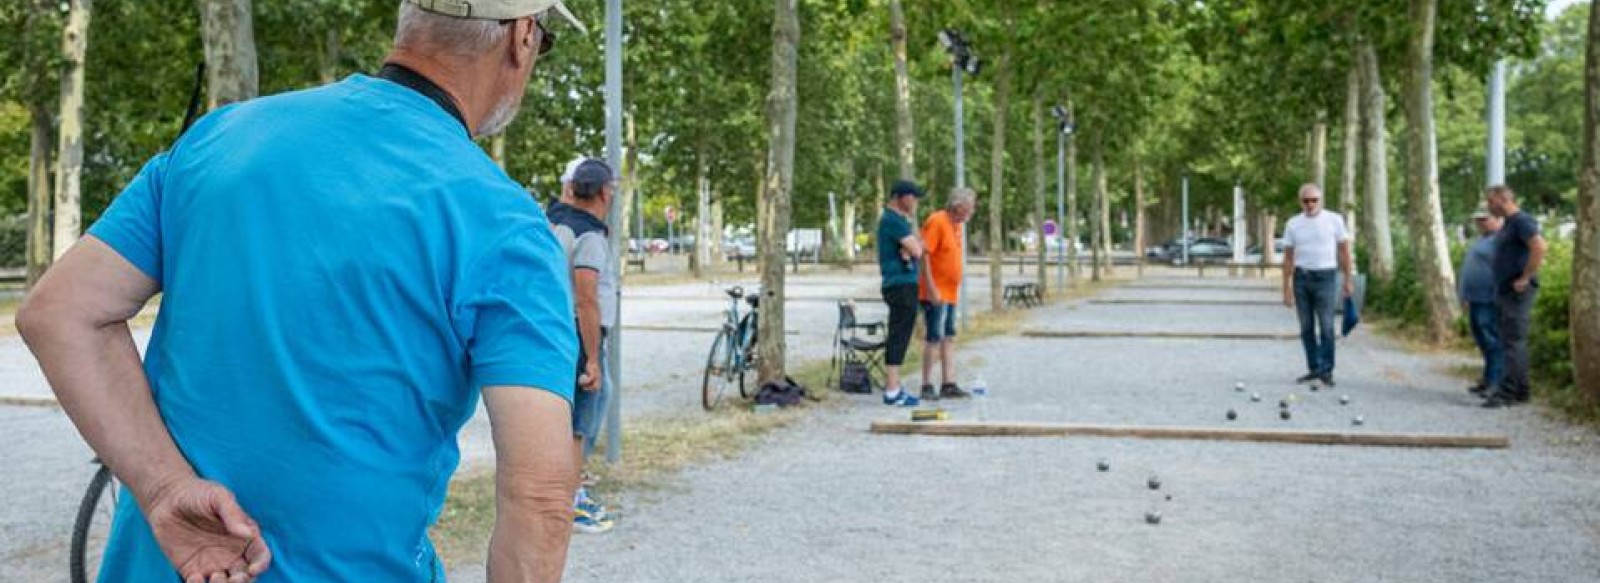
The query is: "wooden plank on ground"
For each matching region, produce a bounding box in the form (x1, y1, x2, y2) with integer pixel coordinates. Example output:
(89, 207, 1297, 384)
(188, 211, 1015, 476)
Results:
(1022, 329, 1298, 341)
(1090, 299, 1279, 306)
(1124, 285, 1277, 292)
(0, 395, 59, 409)
(623, 324, 800, 335)
(869, 421, 1510, 449)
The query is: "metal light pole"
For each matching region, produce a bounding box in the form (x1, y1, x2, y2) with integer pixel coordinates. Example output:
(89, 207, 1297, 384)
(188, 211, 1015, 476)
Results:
(601, 0, 624, 464)
(954, 63, 967, 328)
(1486, 59, 1507, 186)
(1055, 126, 1065, 290)
(939, 29, 976, 328)
(1181, 175, 1190, 267)
(1049, 105, 1073, 291)
(1231, 181, 1245, 266)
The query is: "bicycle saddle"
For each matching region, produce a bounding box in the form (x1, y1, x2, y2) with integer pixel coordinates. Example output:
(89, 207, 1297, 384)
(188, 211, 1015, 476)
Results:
(725, 286, 745, 299)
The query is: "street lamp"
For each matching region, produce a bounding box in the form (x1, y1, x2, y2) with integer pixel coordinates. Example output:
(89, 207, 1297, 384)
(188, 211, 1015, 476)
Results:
(940, 28, 976, 328)
(1049, 105, 1075, 290)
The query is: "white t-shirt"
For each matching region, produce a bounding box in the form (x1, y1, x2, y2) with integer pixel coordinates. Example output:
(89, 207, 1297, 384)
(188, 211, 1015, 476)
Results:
(1283, 210, 1351, 270)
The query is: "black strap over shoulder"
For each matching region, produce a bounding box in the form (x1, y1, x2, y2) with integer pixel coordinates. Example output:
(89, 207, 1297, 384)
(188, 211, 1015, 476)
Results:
(377, 63, 469, 134)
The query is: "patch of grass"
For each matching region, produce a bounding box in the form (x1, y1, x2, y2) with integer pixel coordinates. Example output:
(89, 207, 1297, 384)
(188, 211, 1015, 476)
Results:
(429, 405, 804, 565)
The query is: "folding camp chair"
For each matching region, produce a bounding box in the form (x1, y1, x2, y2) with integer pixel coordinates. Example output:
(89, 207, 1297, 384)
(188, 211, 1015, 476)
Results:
(828, 299, 887, 393)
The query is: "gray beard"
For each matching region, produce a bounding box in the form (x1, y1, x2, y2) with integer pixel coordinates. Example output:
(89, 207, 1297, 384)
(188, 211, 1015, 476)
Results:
(475, 93, 521, 138)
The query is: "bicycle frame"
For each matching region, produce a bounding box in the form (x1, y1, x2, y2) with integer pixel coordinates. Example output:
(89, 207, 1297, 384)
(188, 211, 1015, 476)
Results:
(724, 296, 759, 373)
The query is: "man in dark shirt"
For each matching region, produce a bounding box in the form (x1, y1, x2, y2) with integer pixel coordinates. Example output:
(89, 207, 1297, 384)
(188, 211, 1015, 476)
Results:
(1458, 209, 1502, 396)
(876, 180, 927, 407)
(1483, 185, 1548, 408)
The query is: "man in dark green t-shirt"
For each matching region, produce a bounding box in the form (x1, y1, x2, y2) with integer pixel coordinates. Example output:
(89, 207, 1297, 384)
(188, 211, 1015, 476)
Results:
(876, 180, 927, 406)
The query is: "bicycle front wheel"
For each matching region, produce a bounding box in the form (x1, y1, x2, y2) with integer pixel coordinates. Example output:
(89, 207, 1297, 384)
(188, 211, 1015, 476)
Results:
(71, 463, 118, 583)
(702, 329, 734, 411)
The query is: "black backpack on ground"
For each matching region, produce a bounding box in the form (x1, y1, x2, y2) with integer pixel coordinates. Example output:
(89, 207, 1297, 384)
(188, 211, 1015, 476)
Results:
(756, 376, 808, 407)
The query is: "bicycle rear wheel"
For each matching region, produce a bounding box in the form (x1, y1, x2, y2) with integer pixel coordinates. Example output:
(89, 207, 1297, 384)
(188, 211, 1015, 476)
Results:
(701, 329, 734, 411)
(71, 463, 118, 583)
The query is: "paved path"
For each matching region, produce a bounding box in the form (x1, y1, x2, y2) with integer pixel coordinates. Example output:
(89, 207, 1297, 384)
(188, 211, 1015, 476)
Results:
(459, 270, 1600, 583)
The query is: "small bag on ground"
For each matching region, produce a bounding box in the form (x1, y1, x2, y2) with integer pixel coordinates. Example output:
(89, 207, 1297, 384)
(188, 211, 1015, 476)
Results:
(756, 376, 808, 407)
(837, 362, 874, 394)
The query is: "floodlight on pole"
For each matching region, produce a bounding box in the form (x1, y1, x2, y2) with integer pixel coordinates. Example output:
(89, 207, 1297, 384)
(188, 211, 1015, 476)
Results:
(940, 26, 975, 329)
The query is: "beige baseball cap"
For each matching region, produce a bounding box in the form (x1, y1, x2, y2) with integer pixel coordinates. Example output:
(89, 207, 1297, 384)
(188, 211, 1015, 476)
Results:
(409, 0, 585, 33)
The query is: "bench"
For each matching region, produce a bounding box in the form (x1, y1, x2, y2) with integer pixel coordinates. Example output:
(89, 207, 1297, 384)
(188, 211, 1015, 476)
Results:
(1003, 283, 1044, 308)
(626, 257, 647, 273)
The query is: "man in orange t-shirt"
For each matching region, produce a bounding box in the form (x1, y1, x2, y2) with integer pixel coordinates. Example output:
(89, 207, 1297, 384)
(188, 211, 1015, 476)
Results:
(918, 187, 977, 401)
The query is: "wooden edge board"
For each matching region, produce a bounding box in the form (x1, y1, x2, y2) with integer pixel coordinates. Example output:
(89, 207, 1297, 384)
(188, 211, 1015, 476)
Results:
(1021, 329, 1298, 340)
(869, 421, 1509, 449)
(1089, 299, 1279, 306)
(0, 395, 60, 409)
(623, 325, 800, 335)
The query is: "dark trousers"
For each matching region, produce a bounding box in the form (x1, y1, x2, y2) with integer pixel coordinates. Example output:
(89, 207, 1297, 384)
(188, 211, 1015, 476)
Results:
(1467, 302, 1503, 388)
(1494, 288, 1536, 399)
(881, 283, 919, 366)
(1293, 268, 1339, 376)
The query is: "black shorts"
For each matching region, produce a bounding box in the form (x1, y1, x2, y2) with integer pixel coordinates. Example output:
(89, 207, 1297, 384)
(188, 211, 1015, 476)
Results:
(881, 283, 919, 366)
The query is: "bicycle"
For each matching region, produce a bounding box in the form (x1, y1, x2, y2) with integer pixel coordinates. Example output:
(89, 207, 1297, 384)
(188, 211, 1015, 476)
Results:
(702, 285, 760, 411)
(70, 459, 119, 583)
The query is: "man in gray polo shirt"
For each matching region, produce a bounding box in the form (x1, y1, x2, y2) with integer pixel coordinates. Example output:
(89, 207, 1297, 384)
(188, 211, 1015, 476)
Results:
(1458, 208, 1503, 396)
(548, 157, 618, 533)
(1281, 184, 1354, 386)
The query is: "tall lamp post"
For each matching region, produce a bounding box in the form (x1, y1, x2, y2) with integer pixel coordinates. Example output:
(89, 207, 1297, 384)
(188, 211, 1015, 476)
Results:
(601, 0, 624, 464)
(938, 28, 979, 327)
(1049, 105, 1075, 291)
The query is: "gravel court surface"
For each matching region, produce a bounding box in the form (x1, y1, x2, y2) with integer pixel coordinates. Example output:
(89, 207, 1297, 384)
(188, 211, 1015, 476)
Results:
(442, 274, 1600, 583)
(0, 267, 1006, 579)
(0, 407, 96, 582)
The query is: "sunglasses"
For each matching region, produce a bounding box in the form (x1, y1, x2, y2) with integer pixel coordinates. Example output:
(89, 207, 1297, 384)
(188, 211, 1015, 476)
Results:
(501, 15, 555, 57)
(1300, 198, 1321, 205)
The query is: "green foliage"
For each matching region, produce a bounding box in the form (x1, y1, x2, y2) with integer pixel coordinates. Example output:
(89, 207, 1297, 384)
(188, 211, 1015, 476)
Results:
(1366, 239, 1429, 328)
(1530, 236, 1573, 391)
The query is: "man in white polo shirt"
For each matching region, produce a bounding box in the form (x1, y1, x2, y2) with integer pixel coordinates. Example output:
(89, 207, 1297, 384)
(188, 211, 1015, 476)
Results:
(1281, 183, 1354, 386)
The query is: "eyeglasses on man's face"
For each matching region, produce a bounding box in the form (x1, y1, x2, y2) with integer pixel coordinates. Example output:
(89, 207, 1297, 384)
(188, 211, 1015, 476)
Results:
(501, 15, 555, 57)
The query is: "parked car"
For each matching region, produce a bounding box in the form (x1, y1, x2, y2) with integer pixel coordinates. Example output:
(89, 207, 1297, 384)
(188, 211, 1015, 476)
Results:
(1244, 238, 1287, 263)
(1147, 237, 1232, 264)
(724, 238, 757, 261)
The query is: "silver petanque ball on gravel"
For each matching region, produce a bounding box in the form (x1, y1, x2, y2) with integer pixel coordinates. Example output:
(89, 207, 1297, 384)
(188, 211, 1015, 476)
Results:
(1148, 476, 1161, 490)
(1280, 410, 1292, 421)
(1096, 459, 1110, 472)
(1340, 395, 1351, 405)
(1235, 382, 1245, 392)
(1353, 415, 1365, 426)
(1145, 511, 1162, 525)
(1226, 409, 1238, 421)
(1251, 392, 1262, 402)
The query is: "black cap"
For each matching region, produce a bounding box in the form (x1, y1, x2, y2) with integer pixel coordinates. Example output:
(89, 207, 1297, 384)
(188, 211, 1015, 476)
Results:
(571, 158, 613, 198)
(890, 179, 925, 198)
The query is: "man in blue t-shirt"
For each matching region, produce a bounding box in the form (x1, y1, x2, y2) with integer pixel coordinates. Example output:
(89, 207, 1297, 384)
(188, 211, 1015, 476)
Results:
(876, 179, 927, 407)
(1482, 184, 1548, 408)
(17, 1, 586, 581)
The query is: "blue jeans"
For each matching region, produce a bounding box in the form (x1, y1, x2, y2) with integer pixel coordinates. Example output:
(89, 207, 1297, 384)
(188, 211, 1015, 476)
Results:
(922, 302, 957, 342)
(1467, 301, 1503, 388)
(1294, 269, 1339, 376)
(574, 330, 612, 447)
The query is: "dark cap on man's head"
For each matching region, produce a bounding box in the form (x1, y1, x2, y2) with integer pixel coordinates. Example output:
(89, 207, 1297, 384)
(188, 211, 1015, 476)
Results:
(890, 179, 926, 198)
(572, 158, 613, 198)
